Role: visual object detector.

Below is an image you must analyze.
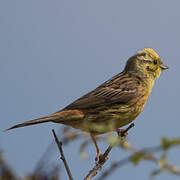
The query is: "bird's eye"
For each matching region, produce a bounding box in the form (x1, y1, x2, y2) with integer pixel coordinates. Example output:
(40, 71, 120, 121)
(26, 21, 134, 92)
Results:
(153, 59, 157, 65)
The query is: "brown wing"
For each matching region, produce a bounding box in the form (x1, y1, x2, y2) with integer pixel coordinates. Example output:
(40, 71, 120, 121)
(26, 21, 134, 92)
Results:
(63, 72, 145, 111)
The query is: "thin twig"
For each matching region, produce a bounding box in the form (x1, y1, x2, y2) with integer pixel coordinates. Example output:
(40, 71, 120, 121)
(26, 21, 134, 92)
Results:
(83, 144, 114, 180)
(120, 123, 135, 136)
(97, 157, 131, 180)
(98, 144, 180, 180)
(97, 152, 155, 180)
(83, 123, 135, 180)
(52, 129, 74, 180)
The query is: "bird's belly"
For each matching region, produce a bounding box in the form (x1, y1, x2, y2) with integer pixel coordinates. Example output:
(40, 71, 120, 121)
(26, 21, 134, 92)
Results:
(87, 102, 145, 134)
(69, 109, 140, 134)
(62, 100, 147, 134)
(113, 111, 140, 129)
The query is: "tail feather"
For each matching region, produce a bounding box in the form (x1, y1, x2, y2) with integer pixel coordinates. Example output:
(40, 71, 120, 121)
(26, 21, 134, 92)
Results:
(6, 109, 84, 131)
(6, 115, 59, 131)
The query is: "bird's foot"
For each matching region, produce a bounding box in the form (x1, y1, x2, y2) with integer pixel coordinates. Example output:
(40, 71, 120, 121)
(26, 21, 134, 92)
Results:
(116, 128, 128, 138)
(95, 151, 109, 162)
(95, 151, 102, 161)
(95, 152, 109, 164)
(116, 123, 135, 138)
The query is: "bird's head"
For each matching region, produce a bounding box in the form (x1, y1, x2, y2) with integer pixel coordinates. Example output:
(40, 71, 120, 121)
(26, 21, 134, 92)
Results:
(124, 48, 168, 79)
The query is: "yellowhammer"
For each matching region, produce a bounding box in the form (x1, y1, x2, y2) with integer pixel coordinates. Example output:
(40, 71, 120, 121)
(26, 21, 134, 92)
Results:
(7, 48, 168, 160)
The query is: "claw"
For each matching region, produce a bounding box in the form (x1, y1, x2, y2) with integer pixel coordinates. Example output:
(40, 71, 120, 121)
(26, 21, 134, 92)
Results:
(116, 128, 128, 138)
(95, 152, 109, 163)
(95, 151, 102, 161)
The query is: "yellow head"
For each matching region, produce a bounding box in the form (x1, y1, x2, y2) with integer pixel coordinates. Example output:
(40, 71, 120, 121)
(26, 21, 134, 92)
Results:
(124, 48, 168, 79)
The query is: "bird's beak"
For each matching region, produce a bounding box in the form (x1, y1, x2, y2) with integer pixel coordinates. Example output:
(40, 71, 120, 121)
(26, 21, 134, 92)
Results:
(160, 64, 169, 70)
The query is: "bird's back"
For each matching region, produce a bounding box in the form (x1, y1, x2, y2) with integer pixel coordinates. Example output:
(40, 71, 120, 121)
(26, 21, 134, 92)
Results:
(55, 72, 150, 134)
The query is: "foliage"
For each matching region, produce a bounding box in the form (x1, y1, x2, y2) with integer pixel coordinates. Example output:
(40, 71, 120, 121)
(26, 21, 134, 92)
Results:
(1, 127, 180, 180)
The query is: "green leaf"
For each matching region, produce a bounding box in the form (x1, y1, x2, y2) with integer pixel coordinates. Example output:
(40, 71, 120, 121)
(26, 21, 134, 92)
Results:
(131, 153, 144, 165)
(158, 155, 167, 168)
(161, 137, 180, 150)
(150, 169, 161, 177)
(107, 134, 119, 147)
(119, 139, 131, 149)
(79, 141, 88, 159)
(168, 165, 180, 174)
(158, 154, 180, 175)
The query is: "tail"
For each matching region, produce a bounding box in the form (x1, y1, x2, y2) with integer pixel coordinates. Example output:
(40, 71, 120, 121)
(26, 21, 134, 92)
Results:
(6, 115, 59, 131)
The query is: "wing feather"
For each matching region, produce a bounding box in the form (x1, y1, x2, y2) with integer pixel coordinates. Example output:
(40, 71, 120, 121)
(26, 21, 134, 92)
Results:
(64, 72, 145, 111)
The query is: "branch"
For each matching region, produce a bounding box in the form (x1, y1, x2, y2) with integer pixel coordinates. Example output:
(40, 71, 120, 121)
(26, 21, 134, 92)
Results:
(52, 129, 74, 180)
(83, 123, 135, 180)
(98, 143, 180, 179)
(97, 151, 156, 180)
(83, 146, 112, 180)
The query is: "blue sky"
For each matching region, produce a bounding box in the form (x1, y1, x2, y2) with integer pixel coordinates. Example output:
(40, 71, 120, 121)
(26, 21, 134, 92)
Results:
(1, 0, 180, 179)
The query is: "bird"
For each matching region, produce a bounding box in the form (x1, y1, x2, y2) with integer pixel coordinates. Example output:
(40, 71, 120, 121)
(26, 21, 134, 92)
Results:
(7, 48, 168, 160)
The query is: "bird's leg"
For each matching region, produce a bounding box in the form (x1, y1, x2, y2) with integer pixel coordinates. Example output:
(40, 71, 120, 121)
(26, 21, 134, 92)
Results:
(90, 133, 102, 161)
